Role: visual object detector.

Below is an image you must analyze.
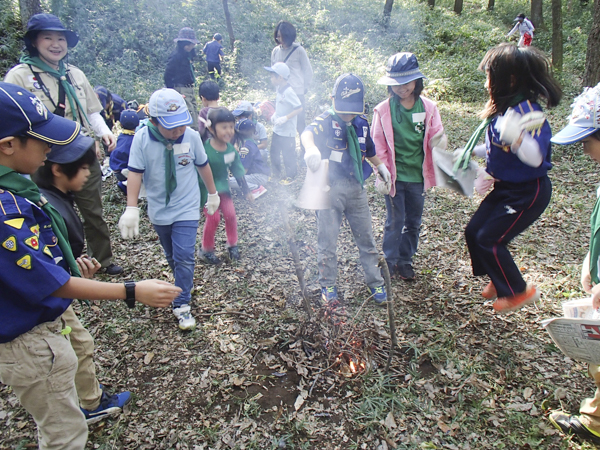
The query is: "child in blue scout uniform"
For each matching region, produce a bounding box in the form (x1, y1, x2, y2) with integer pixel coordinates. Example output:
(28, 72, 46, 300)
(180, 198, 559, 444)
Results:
(352, 114, 377, 181)
(455, 43, 562, 313)
(302, 73, 392, 307)
(548, 83, 600, 446)
(0, 81, 180, 450)
(94, 85, 127, 130)
(230, 118, 270, 198)
(265, 62, 303, 185)
(33, 133, 133, 423)
(109, 110, 140, 194)
(232, 100, 269, 159)
(118, 88, 220, 331)
(164, 27, 201, 131)
(203, 33, 225, 79)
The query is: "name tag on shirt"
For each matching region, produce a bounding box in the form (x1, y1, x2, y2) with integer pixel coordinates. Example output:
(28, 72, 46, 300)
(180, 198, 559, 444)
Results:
(224, 152, 235, 164)
(173, 143, 190, 155)
(358, 137, 366, 144)
(330, 151, 343, 163)
(412, 113, 426, 123)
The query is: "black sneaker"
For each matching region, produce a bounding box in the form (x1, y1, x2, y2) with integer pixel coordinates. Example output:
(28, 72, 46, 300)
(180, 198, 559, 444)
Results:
(549, 411, 600, 444)
(228, 246, 241, 261)
(397, 264, 415, 281)
(198, 249, 222, 265)
(103, 263, 123, 275)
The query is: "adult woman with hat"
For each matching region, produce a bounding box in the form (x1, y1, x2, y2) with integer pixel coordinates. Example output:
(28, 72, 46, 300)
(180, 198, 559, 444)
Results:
(371, 52, 446, 281)
(164, 27, 200, 130)
(4, 13, 122, 275)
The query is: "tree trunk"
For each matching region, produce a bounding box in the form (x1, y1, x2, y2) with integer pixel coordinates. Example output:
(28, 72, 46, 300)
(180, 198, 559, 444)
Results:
(552, 0, 563, 72)
(531, 0, 543, 29)
(454, 0, 463, 14)
(19, 0, 42, 27)
(383, 0, 394, 26)
(487, 0, 495, 11)
(222, 0, 235, 51)
(584, 0, 600, 86)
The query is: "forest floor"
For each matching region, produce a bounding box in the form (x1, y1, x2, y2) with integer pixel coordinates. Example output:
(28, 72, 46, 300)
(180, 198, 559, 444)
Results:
(1, 101, 600, 450)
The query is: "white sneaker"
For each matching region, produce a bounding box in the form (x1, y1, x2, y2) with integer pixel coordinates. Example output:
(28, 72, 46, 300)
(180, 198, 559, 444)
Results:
(173, 305, 196, 331)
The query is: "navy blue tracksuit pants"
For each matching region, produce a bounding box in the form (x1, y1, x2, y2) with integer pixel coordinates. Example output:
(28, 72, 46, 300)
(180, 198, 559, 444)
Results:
(465, 176, 551, 298)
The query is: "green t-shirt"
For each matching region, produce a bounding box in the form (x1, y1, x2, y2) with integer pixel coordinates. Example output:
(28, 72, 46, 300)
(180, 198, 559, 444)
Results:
(391, 96, 426, 183)
(199, 141, 245, 198)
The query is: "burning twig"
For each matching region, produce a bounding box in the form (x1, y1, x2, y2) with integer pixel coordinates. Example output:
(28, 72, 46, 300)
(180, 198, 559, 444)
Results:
(279, 201, 312, 320)
(379, 257, 398, 373)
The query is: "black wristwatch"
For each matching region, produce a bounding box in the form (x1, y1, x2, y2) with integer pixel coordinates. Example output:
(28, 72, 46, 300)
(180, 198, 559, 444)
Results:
(124, 281, 136, 309)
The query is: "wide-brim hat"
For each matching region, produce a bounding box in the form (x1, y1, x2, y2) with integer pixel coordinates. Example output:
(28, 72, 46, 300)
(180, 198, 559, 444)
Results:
(0, 82, 80, 144)
(264, 62, 290, 80)
(47, 133, 94, 164)
(551, 83, 600, 145)
(24, 14, 79, 48)
(174, 27, 199, 44)
(148, 88, 192, 129)
(331, 73, 364, 115)
(377, 52, 425, 86)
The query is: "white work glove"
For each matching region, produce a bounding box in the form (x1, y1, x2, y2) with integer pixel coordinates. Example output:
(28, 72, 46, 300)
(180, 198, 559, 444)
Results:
(375, 163, 392, 195)
(452, 148, 464, 164)
(496, 108, 546, 145)
(206, 192, 220, 215)
(118, 206, 140, 239)
(304, 145, 322, 172)
(429, 131, 447, 151)
(274, 116, 288, 126)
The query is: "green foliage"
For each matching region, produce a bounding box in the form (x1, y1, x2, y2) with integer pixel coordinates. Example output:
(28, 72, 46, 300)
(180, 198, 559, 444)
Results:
(0, 0, 23, 76)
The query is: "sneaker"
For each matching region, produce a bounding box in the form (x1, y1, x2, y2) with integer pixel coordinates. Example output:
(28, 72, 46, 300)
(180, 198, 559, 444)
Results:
(397, 264, 415, 281)
(321, 286, 338, 303)
(173, 304, 197, 331)
(492, 285, 539, 313)
(251, 185, 267, 199)
(81, 387, 131, 425)
(369, 285, 387, 305)
(228, 245, 241, 261)
(481, 281, 497, 300)
(279, 177, 294, 186)
(103, 263, 123, 276)
(549, 411, 600, 444)
(198, 249, 222, 265)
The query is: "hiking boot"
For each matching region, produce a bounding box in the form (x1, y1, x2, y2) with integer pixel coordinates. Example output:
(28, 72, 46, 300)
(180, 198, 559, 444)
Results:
(481, 281, 497, 300)
(228, 245, 241, 261)
(397, 264, 415, 281)
(369, 285, 387, 306)
(321, 286, 338, 303)
(251, 185, 267, 199)
(198, 249, 222, 265)
(173, 305, 196, 331)
(81, 387, 131, 425)
(549, 411, 600, 445)
(279, 177, 294, 186)
(103, 263, 123, 276)
(492, 285, 539, 313)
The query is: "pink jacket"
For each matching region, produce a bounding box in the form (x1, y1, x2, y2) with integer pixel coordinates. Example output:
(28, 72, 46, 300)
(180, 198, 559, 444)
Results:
(372, 96, 445, 196)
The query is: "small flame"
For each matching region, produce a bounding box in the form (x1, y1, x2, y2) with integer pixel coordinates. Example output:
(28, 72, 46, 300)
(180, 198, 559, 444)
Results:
(350, 360, 357, 373)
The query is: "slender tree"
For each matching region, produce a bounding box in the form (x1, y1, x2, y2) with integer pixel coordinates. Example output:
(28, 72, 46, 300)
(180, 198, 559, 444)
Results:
(487, 0, 495, 11)
(222, 0, 235, 51)
(383, 0, 394, 26)
(454, 0, 463, 14)
(584, 0, 600, 86)
(531, 0, 544, 29)
(19, 0, 42, 27)
(552, 0, 563, 71)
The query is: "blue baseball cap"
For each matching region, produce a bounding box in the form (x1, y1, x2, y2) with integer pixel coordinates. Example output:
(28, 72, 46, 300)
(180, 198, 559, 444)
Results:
(24, 14, 79, 48)
(235, 118, 255, 133)
(331, 73, 365, 115)
(232, 101, 254, 117)
(552, 83, 600, 145)
(213, 33, 223, 41)
(120, 110, 140, 130)
(148, 88, 192, 129)
(0, 82, 80, 144)
(47, 133, 95, 164)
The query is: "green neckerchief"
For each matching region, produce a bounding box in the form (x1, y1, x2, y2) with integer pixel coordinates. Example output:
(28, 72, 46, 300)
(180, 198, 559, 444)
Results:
(147, 123, 178, 206)
(20, 55, 89, 125)
(590, 194, 600, 285)
(0, 166, 81, 277)
(329, 108, 363, 186)
(453, 94, 528, 173)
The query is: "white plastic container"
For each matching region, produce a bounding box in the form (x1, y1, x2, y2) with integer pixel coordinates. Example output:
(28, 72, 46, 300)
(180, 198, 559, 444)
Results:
(562, 298, 596, 319)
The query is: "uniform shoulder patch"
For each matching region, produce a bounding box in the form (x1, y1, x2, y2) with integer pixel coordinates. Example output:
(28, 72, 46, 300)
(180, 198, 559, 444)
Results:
(16, 254, 32, 270)
(2, 235, 17, 252)
(4, 218, 25, 229)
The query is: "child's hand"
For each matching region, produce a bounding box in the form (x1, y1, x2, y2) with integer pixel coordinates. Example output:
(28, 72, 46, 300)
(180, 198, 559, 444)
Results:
(246, 192, 255, 202)
(592, 284, 600, 309)
(76, 255, 101, 279)
(135, 280, 182, 308)
(582, 252, 593, 293)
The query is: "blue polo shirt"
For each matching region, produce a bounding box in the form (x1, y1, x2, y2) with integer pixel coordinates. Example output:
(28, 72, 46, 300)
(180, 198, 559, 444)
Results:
(305, 111, 371, 183)
(486, 100, 552, 183)
(0, 188, 72, 343)
(203, 40, 224, 63)
(352, 114, 376, 180)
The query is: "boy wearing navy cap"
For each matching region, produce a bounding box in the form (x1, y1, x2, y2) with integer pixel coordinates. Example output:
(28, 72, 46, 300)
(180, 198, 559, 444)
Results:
(0, 82, 180, 449)
(110, 109, 140, 194)
(549, 83, 600, 445)
(301, 74, 391, 308)
(231, 118, 270, 198)
(232, 100, 269, 157)
(94, 85, 127, 130)
(118, 88, 220, 331)
(265, 62, 303, 184)
(203, 33, 225, 79)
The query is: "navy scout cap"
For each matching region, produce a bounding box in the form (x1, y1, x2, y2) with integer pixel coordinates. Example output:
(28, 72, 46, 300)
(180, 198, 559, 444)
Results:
(331, 73, 365, 115)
